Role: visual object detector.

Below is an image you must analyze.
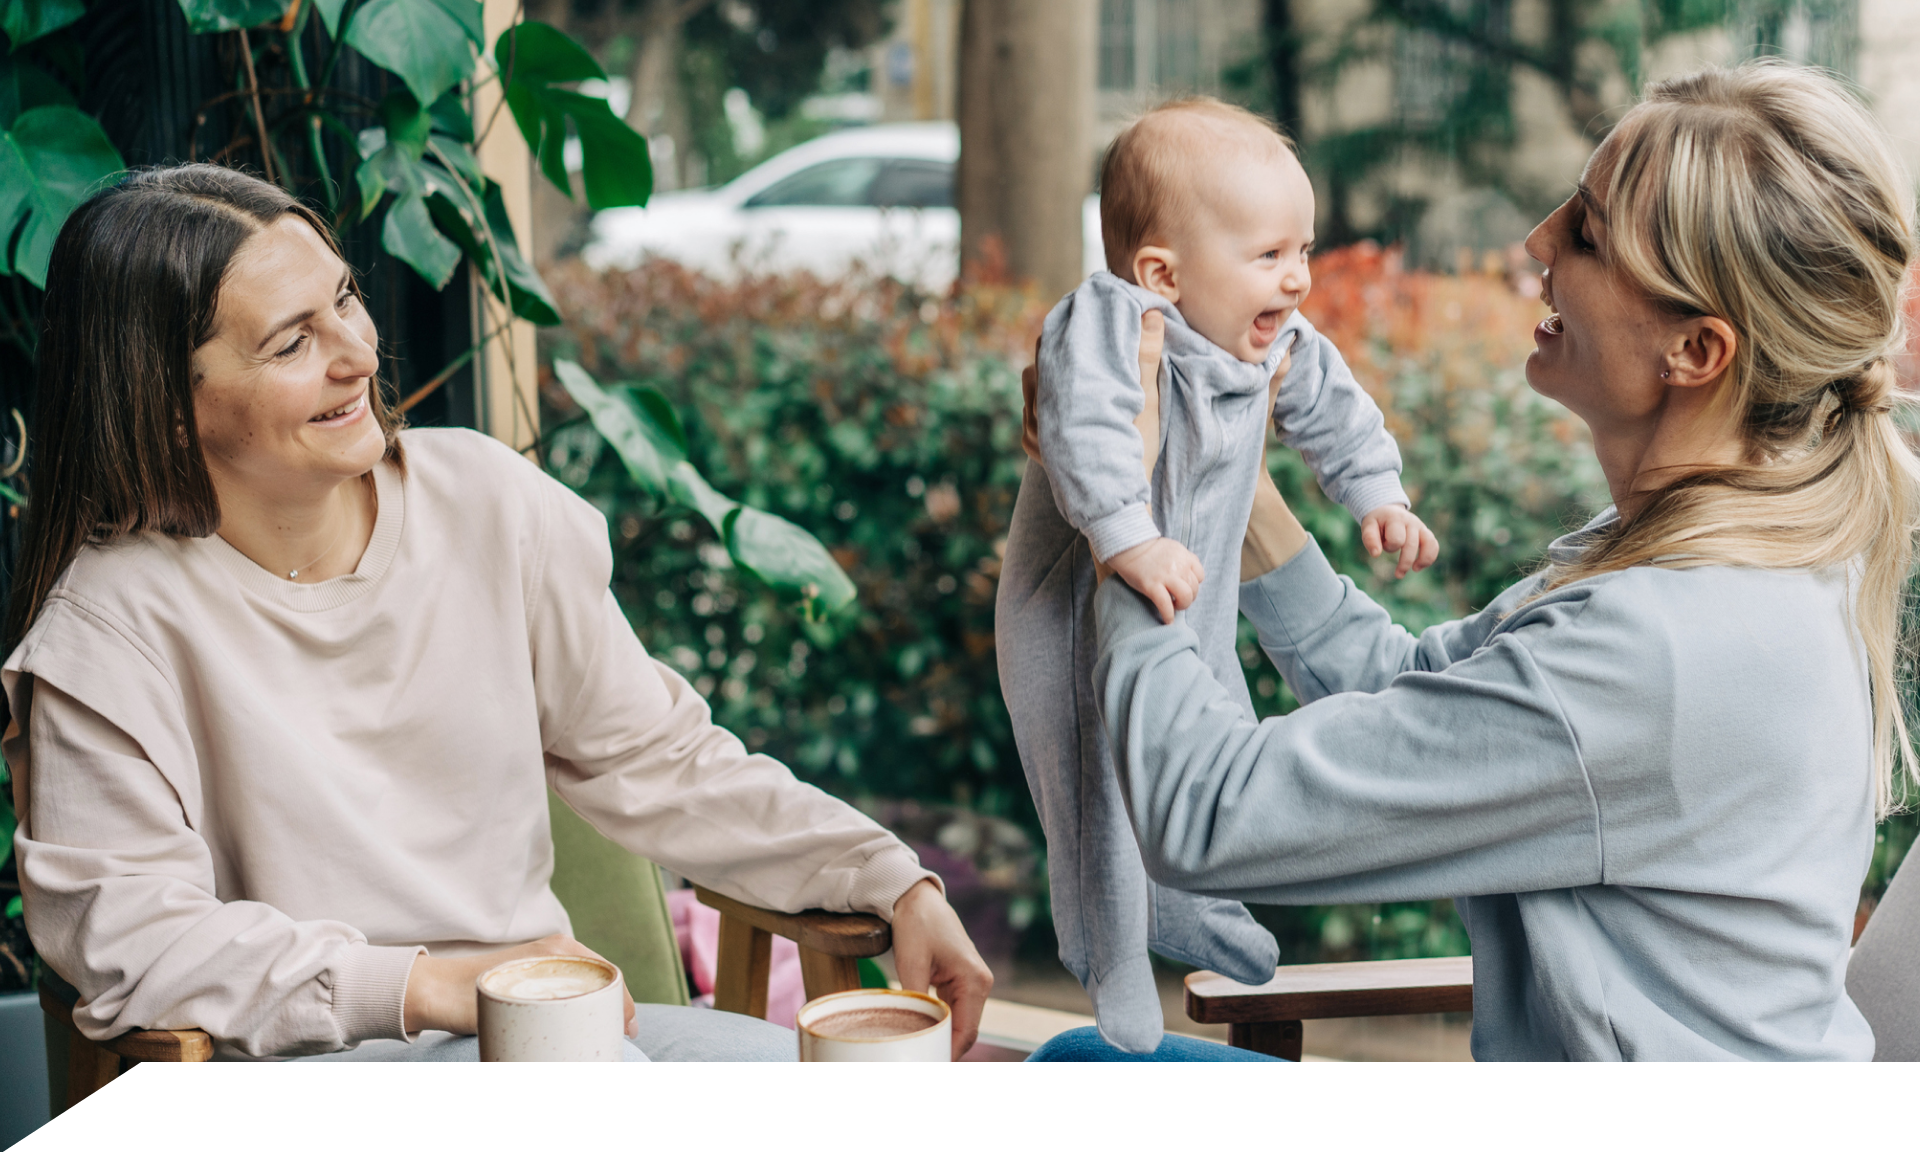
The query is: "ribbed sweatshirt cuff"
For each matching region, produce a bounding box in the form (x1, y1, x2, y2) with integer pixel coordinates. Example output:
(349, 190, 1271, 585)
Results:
(1237, 535, 1348, 651)
(330, 942, 425, 1045)
(1085, 503, 1161, 564)
(847, 844, 942, 923)
(1337, 474, 1411, 523)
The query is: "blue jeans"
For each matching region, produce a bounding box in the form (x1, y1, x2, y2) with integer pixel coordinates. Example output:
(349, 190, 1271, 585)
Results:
(1026, 1027, 1287, 1062)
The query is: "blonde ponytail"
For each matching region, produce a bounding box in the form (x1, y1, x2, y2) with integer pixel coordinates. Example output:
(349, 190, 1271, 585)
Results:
(1548, 62, 1920, 816)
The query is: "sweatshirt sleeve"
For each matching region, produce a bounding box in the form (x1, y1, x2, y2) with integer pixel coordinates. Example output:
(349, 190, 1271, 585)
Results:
(1236, 535, 1543, 702)
(1035, 274, 1164, 563)
(529, 476, 936, 922)
(7, 613, 421, 1057)
(1093, 573, 1605, 905)
(1271, 319, 1409, 521)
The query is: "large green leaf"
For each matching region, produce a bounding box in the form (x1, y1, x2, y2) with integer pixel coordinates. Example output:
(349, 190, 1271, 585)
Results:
(382, 191, 459, 289)
(494, 21, 651, 210)
(0, 51, 73, 129)
(725, 506, 857, 615)
(424, 175, 560, 325)
(493, 20, 603, 84)
(175, 0, 283, 33)
(352, 92, 438, 220)
(0, 104, 122, 286)
(347, 0, 482, 109)
(3, 0, 86, 46)
(313, 0, 349, 36)
(552, 359, 855, 616)
(552, 359, 675, 491)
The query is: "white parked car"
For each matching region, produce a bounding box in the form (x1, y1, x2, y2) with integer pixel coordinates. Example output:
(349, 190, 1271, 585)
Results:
(582, 121, 1103, 292)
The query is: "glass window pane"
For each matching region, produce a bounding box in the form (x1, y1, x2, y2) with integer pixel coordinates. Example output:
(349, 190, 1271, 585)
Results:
(743, 158, 886, 208)
(869, 160, 954, 209)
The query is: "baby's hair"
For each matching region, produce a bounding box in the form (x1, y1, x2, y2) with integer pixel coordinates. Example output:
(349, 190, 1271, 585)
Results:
(1098, 96, 1295, 277)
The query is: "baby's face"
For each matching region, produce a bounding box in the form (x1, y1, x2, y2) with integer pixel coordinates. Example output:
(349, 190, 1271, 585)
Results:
(1165, 151, 1315, 363)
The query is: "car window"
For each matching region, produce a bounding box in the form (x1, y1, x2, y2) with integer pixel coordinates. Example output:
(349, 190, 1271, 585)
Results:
(869, 160, 954, 209)
(742, 158, 886, 208)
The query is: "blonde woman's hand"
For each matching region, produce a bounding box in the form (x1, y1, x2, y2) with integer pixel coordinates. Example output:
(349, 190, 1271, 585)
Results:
(1023, 312, 1168, 585)
(1242, 351, 1312, 581)
(1020, 310, 1167, 475)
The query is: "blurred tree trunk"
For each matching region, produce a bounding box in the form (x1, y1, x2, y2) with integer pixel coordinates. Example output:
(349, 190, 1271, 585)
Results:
(1265, 0, 1303, 142)
(627, 0, 717, 191)
(956, 0, 1095, 298)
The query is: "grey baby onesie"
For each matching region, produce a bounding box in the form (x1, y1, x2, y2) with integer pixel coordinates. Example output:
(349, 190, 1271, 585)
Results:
(995, 271, 1406, 1052)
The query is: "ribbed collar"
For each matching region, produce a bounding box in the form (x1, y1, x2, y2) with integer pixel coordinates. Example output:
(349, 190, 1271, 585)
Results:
(203, 461, 405, 612)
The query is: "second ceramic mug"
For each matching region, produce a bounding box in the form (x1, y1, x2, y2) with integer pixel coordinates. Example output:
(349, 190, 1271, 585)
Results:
(795, 988, 951, 1062)
(476, 955, 626, 1062)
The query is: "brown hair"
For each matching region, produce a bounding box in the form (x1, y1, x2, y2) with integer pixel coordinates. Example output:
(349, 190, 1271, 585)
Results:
(5, 164, 405, 657)
(1098, 97, 1294, 277)
(1546, 63, 1920, 815)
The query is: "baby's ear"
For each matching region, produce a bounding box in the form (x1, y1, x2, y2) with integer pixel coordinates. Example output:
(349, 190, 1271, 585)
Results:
(1131, 246, 1179, 302)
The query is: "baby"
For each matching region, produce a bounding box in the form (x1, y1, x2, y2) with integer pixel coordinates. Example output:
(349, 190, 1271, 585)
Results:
(995, 97, 1436, 1053)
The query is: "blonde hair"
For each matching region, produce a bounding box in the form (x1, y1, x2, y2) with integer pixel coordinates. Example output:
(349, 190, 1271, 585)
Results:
(1549, 62, 1920, 815)
(1098, 97, 1293, 276)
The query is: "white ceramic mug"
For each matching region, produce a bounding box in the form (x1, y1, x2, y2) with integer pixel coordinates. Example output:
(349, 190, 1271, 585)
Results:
(795, 988, 952, 1062)
(476, 955, 626, 1062)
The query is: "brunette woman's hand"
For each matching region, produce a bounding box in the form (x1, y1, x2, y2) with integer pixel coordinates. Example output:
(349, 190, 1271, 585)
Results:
(402, 933, 637, 1039)
(890, 878, 994, 1059)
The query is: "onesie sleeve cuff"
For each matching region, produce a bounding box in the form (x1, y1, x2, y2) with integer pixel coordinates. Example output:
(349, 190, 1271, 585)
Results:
(1338, 474, 1411, 523)
(1085, 502, 1161, 564)
(847, 844, 942, 923)
(1237, 536, 1349, 653)
(330, 942, 426, 1046)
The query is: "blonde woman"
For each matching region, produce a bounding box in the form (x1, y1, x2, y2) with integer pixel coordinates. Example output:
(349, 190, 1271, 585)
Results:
(1032, 61, 1918, 1061)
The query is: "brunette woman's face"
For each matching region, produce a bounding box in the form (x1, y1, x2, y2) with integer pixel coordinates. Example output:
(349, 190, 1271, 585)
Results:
(191, 217, 385, 495)
(1521, 148, 1680, 435)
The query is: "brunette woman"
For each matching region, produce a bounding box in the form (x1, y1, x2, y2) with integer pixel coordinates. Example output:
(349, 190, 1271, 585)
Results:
(6, 165, 989, 1061)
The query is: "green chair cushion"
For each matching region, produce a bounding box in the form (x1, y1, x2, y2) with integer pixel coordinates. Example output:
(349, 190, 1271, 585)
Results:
(546, 791, 689, 1007)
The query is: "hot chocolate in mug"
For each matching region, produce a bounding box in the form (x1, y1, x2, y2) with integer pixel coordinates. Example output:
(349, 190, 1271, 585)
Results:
(476, 955, 626, 1062)
(795, 988, 951, 1062)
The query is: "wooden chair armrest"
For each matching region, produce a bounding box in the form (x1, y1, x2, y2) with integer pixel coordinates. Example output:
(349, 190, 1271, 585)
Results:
(40, 982, 214, 1063)
(1186, 956, 1473, 1061)
(692, 885, 891, 958)
(693, 885, 892, 1019)
(1186, 955, 1474, 1023)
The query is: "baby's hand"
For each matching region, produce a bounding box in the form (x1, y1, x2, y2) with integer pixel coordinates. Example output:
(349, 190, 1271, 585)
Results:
(1360, 505, 1439, 579)
(1108, 537, 1205, 624)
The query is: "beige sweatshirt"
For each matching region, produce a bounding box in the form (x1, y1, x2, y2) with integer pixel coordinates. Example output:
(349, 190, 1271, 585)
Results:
(4, 428, 932, 1058)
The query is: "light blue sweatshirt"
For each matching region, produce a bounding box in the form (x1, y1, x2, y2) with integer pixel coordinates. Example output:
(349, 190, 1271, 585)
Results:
(1092, 512, 1878, 1060)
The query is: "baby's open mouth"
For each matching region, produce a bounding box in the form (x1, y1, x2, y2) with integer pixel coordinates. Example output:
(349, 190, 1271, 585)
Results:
(1251, 311, 1282, 340)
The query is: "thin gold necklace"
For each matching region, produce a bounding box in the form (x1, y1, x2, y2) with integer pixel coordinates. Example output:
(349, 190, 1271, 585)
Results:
(285, 517, 346, 581)
(285, 478, 373, 581)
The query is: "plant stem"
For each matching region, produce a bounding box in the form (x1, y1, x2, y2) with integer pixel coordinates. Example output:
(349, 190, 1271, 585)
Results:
(473, 0, 527, 147)
(283, 2, 336, 213)
(237, 29, 281, 187)
(397, 317, 510, 413)
(316, 0, 366, 90)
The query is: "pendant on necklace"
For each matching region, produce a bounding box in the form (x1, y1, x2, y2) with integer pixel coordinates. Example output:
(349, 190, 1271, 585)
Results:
(288, 570, 299, 579)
